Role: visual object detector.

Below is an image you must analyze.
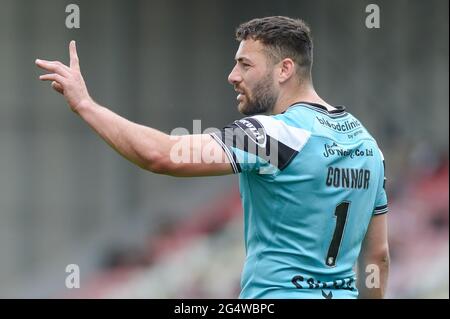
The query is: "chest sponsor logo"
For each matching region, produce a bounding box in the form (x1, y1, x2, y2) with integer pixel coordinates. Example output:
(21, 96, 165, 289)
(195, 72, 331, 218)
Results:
(323, 142, 373, 159)
(316, 116, 361, 132)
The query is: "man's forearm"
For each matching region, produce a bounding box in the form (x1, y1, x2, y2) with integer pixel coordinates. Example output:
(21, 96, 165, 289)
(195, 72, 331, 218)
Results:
(76, 100, 171, 172)
(36, 42, 233, 177)
(357, 258, 389, 298)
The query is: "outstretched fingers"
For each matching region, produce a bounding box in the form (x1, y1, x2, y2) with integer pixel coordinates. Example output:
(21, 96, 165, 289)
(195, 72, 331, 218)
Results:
(69, 40, 80, 70)
(39, 73, 66, 85)
(35, 59, 71, 77)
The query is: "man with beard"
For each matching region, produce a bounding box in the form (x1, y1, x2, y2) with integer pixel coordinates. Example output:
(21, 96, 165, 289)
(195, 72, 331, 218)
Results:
(36, 16, 389, 299)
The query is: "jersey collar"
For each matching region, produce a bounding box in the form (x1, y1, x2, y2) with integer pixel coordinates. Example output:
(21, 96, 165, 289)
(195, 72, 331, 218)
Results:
(283, 101, 347, 116)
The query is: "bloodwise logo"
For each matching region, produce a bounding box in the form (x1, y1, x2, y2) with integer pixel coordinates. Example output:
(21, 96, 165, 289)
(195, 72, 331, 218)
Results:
(316, 116, 361, 133)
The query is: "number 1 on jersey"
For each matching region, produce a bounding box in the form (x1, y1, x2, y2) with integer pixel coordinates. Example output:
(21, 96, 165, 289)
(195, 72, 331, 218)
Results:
(326, 202, 350, 267)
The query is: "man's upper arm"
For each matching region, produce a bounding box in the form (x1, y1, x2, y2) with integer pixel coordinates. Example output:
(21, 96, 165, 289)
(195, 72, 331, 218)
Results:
(357, 213, 389, 298)
(162, 114, 312, 177)
(361, 149, 390, 259)
(359, 213, 389, 260)
(161, 134, 234, 177)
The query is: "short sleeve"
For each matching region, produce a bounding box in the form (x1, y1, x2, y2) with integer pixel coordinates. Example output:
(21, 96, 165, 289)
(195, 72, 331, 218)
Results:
(210, 115, 311, 174)
(373, 150, 389, 215)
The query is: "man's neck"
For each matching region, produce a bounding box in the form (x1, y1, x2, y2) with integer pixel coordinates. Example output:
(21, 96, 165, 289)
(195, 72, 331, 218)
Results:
(272, 86, 335, 115)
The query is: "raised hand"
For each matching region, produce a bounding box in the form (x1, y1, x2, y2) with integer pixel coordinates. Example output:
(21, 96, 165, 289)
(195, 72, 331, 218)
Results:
(36, 41, 92, 113)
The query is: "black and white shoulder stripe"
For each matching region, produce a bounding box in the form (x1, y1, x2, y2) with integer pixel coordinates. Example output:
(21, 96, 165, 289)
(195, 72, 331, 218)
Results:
(211, 115, 311, 173)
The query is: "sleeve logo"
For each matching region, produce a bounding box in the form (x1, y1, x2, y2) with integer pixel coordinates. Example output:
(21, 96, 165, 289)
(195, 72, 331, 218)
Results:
(234, 118, 267, 147)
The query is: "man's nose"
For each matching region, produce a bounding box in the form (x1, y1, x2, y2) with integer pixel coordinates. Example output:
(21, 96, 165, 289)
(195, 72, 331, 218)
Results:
(228, 65, 242, 85)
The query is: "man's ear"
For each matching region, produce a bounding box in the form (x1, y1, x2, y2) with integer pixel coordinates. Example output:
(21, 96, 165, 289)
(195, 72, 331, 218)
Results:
(278, 58, 296, 84)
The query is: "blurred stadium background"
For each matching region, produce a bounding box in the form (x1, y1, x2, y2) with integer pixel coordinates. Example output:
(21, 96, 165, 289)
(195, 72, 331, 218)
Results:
(0, 0, 448, 298)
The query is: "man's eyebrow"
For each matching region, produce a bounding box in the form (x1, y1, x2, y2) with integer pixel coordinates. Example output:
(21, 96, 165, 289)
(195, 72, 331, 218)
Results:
(235, 56, 253, 63)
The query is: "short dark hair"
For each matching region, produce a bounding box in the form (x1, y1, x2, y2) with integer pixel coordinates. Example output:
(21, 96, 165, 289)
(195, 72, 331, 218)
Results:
(236, 16, 313, 79)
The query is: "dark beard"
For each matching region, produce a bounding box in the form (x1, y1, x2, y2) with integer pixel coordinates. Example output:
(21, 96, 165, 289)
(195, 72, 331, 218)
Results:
(241, 73, 278, 116)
